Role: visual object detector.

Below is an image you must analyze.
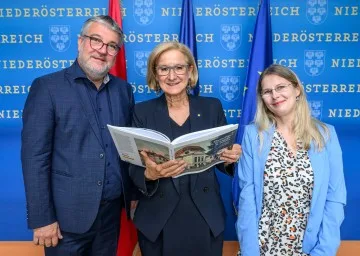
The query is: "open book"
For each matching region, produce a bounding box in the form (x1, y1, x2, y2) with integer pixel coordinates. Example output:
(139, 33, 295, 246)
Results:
(108, 124, 238, 178)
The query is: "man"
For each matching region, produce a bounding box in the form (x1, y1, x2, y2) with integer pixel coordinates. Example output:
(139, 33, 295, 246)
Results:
(21, 15, 134, 256)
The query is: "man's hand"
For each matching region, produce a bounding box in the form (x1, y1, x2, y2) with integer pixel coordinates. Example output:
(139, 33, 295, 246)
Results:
(33, 222, 63, 247)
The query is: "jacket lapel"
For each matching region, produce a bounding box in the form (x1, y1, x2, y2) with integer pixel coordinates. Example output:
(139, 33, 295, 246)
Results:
(188, 96, 205, 192)
(71, 75, 104, 149)
(189, 95, 206, 132)
(153, 95, 181, 194)
(108, 79, 122, 126)
(308, 143, 325, 210)
(154, 95, 172, 137)
(258, 126, 275, 171)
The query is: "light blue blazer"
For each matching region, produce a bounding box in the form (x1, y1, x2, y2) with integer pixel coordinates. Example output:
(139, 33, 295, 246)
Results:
(236, 123, 346, 256)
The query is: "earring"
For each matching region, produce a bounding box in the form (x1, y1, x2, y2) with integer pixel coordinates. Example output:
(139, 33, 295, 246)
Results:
(186, 80, 192, 94)
(186, 85, 192, 94)
(155, 84, 162, 95)
(296, 96, 299, 101)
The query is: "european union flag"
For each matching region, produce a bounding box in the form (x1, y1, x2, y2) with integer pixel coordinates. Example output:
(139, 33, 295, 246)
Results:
(232, 0, 273, 214)
(179, 0, 199, 96)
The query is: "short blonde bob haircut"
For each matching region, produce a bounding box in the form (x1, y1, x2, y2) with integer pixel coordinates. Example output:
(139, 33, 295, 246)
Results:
(146, 42, 198, 92)
(254, 64, 328, 150)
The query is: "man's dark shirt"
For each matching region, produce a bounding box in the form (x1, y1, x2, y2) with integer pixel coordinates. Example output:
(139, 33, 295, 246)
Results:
(73, 61, 122, 200)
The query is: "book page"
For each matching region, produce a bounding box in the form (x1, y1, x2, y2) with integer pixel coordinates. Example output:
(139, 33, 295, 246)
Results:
(133, 138, 171, 165)
(171, 124, 236, 144)
(172, 124, 238, 177)
(116, 127, 170, 142)
(108, 125, 172, 166)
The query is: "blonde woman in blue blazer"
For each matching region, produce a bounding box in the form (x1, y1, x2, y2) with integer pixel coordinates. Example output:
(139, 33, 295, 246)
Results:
(236, 64, 346, 256)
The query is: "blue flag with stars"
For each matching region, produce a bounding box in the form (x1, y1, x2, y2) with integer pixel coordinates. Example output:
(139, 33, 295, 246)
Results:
(232, 0, 273, 214)
(179, 0, 199, 96)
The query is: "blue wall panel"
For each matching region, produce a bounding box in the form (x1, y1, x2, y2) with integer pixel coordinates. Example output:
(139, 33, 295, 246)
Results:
(0, 0, 359, 241)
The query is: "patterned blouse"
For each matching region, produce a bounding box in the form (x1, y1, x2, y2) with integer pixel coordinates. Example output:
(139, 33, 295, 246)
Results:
(258, 131, 314, 256)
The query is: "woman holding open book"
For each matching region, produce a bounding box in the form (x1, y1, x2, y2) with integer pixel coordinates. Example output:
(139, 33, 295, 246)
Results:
(128, 42, 242, 256)
(235, 64, 346, 256)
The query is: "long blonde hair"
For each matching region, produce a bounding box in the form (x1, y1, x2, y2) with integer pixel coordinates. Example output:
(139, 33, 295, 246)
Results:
(254, 64, 328, 150)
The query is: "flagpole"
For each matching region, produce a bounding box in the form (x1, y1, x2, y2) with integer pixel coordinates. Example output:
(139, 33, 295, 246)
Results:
(179, 0, 200, 96)
(108, 1, 138, 256)
(232, 0, 273, 214)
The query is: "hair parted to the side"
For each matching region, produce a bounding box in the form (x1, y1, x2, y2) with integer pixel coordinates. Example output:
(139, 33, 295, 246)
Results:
(254, 64, 328, 150)
(146, 42, 198, 92)
(80, 15, 124, 46)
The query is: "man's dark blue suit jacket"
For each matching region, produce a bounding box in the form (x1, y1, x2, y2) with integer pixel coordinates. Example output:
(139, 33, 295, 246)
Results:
(21, 61, 134, 234)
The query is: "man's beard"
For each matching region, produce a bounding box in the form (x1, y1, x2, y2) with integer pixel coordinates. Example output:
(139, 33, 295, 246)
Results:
(78, 51, 112, 80)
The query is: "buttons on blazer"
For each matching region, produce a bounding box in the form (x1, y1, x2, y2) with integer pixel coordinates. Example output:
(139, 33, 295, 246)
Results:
(203, 186, 209, 193)
(159, 192, 164, 198)
(97, 180, 103, 186)
(99, 153, 104, 159)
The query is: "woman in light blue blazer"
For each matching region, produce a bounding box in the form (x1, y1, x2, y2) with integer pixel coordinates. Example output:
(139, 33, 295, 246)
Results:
(236, 64, 346, 256)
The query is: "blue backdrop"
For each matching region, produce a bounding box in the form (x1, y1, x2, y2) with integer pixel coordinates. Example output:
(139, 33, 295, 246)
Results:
(0, 0, 359, 241)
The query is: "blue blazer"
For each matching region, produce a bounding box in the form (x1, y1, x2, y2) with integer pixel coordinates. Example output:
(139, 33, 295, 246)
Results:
(236, 124, 346, 256)
(129, 94, 232, 242)
(21, 62, 134, 233)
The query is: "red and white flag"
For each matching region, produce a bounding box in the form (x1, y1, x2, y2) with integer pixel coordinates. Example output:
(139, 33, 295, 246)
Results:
(109, 0, 127, 80)
(108, 1, 138, 255)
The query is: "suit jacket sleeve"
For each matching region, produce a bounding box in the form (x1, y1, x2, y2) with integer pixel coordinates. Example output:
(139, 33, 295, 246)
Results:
(21, 78, 57, 229)
(310, 126, 347, 256)
(128, 105, 159, 198)
(236, 126, 260, 256)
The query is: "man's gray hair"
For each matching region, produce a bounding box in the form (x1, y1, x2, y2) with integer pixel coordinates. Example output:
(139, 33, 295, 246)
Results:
(80, 15, 124, 46)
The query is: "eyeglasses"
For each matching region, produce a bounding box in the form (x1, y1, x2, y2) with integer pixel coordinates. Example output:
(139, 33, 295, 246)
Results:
(82, 35, 120, 56)
(261, 83, 292, 97)
(155, 64, 189, 76)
